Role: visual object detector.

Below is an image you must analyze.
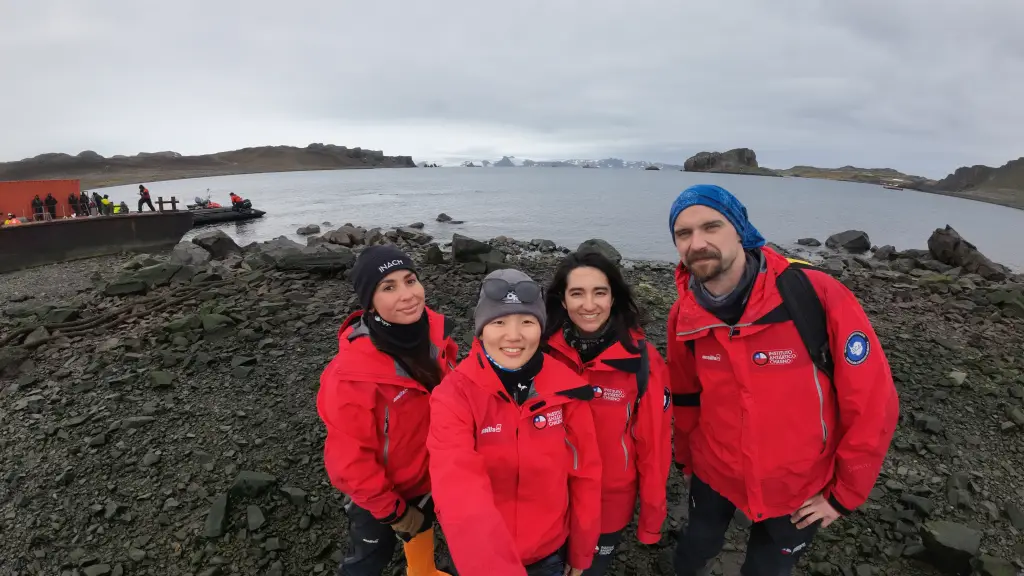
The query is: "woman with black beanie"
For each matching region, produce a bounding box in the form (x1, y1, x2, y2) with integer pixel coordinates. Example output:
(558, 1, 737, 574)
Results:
(317, 245, 458, 576)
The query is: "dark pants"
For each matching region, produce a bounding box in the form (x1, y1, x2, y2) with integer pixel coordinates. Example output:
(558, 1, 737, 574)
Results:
(526, 548, 566, 576)
(338, 495, 436, 576)
(675, 476, 819, 576)
(139, 198, 155, 212)
(581, 530, 624, 576)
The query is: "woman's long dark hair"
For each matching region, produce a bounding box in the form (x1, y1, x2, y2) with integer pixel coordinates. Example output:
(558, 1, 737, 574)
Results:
(543, 251, 645, 354)
(366, 312, 444, 390)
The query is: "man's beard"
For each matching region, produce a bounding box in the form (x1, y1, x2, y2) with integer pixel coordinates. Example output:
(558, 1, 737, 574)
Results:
(686, 249, 726, 282)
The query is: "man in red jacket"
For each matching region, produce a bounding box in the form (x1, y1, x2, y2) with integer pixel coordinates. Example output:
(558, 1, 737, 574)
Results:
(666, 185, 899, 576)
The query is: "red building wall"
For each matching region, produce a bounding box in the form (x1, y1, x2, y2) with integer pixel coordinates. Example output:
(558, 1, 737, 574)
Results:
(0, 179, 83, 219)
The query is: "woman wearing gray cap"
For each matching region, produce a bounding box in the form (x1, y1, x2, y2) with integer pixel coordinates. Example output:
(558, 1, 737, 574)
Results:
(427, 268, 603, 576)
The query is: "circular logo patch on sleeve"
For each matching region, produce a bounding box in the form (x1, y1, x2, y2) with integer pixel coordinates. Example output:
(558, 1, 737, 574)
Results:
(844, 331, 870, 365)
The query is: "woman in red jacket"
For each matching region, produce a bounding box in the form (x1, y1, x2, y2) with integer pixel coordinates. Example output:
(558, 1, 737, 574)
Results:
(317, 245, 457, 576)
(543, 251, 672, 575)
(428, 268, 602, 576)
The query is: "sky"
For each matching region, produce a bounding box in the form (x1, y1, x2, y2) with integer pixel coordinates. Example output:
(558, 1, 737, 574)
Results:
(1, 0, 1022, 178)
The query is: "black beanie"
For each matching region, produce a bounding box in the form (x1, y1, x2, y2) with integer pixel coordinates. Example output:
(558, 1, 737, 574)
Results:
(351, 245, 418, 311)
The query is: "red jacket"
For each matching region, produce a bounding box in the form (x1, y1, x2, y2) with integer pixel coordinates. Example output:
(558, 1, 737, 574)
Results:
(316, 308, 458, 523)
(668, 247, 899, 521)
(428, 341, 602, 575)
(546, 330, 671, 543)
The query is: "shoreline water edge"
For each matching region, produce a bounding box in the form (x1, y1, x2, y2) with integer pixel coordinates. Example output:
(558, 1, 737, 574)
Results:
(1, 221, 1022, 575)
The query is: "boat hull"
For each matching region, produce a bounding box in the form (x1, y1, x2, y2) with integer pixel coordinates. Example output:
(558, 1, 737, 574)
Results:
(0, 212, 194, 273)
(189, 207, 266, 227)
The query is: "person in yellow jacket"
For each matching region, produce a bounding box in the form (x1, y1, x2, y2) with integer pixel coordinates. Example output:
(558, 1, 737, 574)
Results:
(3, 213, 22, 226)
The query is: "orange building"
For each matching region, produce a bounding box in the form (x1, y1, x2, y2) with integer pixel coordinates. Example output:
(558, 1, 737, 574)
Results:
(0, 179, 83, 220)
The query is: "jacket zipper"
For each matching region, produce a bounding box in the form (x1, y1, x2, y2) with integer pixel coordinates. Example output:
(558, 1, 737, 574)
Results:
(564, 437, 578, 470)
(382, 406, 391, 466)
(811, 365, 828, 448)
(677, 321, 753, 338)
(621, 404, 631, 471)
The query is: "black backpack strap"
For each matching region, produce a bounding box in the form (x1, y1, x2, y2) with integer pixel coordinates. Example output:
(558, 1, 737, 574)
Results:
(635, 339, 649, 400)
(776, 262, 834, 382)
(629, 339, 650, 421)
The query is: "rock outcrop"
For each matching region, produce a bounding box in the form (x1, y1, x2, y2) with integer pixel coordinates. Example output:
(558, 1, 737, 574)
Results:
(825, 230, 871, 253)
(0, 143, 417, 189)
(683, 148, 779, 177)
(927, 225, 1010, 281)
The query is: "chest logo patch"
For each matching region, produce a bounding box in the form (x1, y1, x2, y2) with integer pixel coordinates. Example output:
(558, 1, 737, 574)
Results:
(534, 408, 563, 429)
(593, 386, 625, 402)
(751, 349, 797, 366)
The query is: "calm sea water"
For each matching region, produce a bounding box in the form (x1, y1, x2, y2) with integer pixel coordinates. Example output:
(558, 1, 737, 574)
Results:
(97, 168, 1024, 270)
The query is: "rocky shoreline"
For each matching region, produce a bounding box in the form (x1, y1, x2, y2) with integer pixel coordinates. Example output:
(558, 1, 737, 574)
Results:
(1, 222, 1023, 576)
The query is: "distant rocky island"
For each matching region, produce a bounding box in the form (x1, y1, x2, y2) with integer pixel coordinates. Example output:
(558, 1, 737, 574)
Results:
(0, 144, 416, 189)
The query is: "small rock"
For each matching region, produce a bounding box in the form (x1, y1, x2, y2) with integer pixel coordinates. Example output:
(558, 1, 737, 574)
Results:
(83, 565, 112, 576)
(203, 493, 229, 538)
(1005, 502, 1024, 531)
(149, 371, 175, 388)
(948, 371, 968, 387)
(230, 471, 277, 498)
(281, 486, 307, 507)
(297, 224, 321, 235)
(797, 238, 822, 247)
(247, 505, 266, 531)
(975, 555, 1017, 576)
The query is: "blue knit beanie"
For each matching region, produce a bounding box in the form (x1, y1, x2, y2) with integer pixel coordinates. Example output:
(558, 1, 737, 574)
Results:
(668, 184, 766, 249)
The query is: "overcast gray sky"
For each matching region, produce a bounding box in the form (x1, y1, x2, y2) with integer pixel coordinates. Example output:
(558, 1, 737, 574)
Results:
(1, 0, 1021, 177)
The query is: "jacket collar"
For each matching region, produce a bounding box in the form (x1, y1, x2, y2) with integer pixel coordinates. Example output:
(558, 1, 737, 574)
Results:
(672, 246, 788, 340)
(546, 327, 645, 375)
(332, 306, 452, 390)
(457, 340, 594, 405)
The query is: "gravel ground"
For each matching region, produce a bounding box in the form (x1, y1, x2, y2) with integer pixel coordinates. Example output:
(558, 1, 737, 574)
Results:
(0, 255, 125, 302)
(0, 227, 1022, 576)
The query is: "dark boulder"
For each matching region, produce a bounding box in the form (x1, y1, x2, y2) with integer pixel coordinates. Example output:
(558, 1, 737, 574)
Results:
(920, 520, 981, 576)
(192, 230, 242, 260)
(825, 230, 871, 253)
(874, 245, 897, 261)
(296, 224, 320, 235)
(452, 234, 493, 263)
(927, 225, 1008, 281)
(424, 245, 446, 264)
(577, 239, 622, 265)
(396, 227, 432, 245)
(170, 241, 212, 266)
(797, 238, 821, 247)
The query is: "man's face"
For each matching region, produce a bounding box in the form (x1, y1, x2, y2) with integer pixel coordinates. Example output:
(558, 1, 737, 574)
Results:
(672, 205, 744, 282)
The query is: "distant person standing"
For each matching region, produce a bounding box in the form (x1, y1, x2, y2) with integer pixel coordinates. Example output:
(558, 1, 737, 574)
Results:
(79, 193, 91, 216)
(68, 191, 80, 216)
(100, 195, 113, 215)
(31, 195, 44, 221)
(43, 193, 58, 219)
(138, 184, 156, 212)
(91, 192, 103, 216)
